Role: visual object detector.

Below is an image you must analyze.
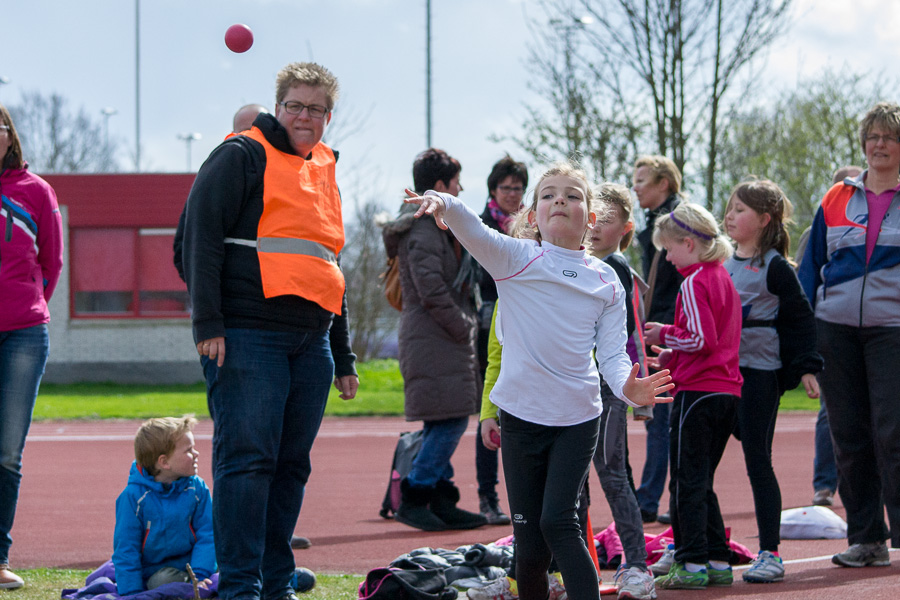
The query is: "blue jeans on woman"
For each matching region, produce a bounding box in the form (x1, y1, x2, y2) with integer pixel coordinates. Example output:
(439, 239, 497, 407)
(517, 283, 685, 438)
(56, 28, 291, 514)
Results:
(0, 325, 49, 565)
(407, 416, 469, 489)
(636, 401, 670, 516)
(813, 396, 837, 493)
(203, 327, 334, 600)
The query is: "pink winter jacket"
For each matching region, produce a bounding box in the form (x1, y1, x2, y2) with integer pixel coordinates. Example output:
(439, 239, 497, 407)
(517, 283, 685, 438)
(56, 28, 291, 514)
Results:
(0, 165, 64, 331)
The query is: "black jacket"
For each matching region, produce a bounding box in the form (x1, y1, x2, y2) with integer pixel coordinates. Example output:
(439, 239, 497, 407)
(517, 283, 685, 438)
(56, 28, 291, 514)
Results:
(181, 113, 356, 377)
(637, 194, 683, 324)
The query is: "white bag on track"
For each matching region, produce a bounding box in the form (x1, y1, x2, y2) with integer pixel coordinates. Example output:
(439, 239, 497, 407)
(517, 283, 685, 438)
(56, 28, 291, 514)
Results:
(780, 505, 847, 539)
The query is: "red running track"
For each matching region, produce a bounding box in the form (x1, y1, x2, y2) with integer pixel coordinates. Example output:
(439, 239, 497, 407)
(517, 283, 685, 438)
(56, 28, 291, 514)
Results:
(12, 413, 899, 599)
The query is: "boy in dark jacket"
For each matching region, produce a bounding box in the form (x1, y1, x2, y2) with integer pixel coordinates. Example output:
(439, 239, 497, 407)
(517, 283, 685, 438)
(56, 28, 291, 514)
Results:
(113, 416, 215, 596)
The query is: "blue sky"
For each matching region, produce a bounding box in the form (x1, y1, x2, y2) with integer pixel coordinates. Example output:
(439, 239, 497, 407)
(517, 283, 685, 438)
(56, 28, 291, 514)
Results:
(2, 0, 898, 216)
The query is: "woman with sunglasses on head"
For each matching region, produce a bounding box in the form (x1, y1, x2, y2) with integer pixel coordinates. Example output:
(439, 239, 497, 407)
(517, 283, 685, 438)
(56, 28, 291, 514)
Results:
(0, 103, 64, 590)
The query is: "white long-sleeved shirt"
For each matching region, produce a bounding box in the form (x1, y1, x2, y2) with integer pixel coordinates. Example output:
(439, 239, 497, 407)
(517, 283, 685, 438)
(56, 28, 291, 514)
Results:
(434, 192, 636, 426)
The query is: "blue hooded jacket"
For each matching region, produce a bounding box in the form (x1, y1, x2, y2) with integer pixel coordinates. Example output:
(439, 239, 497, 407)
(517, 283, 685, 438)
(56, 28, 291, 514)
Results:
(112, 461, 215, 595)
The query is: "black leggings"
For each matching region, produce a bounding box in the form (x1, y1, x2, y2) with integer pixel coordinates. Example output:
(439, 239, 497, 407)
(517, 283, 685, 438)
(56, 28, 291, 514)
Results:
(500, 410, 599, 600)
(735, 367, 782, 551)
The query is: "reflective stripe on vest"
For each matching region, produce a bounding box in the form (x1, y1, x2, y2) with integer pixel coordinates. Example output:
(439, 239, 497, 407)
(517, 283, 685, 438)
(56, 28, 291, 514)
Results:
(225, 236, 337, 263)
(238, 127, 345, 314)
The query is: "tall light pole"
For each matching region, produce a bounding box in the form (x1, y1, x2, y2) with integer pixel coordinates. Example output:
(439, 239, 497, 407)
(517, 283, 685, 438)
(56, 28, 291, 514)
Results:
(101, 107, 118, 154)
(425, 0, 432, 147)
(135, 0, 141, 172)
(177, 133, 201, 171)
(0, 76, 10, 101)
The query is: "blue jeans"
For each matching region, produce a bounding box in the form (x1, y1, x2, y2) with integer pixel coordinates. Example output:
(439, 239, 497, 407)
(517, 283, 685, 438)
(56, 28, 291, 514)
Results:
(203, 328, 334, 600)
(813, 395, 837, 492)
(636, 401, 670, 514)
(407, 416, 469, 489)
(0, 325, 49, 565)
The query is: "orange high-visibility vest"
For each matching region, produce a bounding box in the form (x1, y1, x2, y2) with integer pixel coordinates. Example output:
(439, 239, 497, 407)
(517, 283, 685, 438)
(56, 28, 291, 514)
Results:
(237, 127, 346, 314)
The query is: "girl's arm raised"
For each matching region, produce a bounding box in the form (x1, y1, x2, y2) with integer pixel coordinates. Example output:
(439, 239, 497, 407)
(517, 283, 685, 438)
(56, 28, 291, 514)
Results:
(404, 189, 527, 280)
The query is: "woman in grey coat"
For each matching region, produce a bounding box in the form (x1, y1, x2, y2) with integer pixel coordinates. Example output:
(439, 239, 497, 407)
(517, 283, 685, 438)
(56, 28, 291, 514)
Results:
(382, 148, 485, 531)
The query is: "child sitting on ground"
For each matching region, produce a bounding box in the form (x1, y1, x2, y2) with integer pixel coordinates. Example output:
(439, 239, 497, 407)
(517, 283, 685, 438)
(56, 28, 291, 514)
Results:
(113, 416, 215, 596)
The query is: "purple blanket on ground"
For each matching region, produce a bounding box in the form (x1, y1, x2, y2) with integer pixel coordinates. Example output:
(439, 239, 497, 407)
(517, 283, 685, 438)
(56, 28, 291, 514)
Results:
(60, 560, 218, 600)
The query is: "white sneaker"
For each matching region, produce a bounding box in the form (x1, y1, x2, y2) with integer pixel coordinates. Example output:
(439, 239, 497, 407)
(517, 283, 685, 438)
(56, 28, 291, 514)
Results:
(650, 544, 675, 576)
(615, 566, 657, 600)
(467, 577, 517, 600)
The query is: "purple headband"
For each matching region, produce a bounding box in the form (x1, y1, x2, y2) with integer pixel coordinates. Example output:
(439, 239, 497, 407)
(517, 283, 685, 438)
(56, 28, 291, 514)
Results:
(670, 213, 714, 241)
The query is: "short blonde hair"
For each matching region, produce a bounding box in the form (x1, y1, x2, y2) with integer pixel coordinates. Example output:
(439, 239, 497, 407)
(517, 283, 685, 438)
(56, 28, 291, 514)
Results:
(275, 62, 340, 110)
(510, 161, 607, 248)
(134, 415, 197, 476)
(859, 101, 900, 152)
(596, 182, 635, 251)
(634, 155, 682, 196)
(653, 202, 732, 263)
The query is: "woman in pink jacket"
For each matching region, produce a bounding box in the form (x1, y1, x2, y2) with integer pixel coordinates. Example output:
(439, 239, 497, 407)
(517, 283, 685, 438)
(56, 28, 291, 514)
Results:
(0, 103, 64, 590)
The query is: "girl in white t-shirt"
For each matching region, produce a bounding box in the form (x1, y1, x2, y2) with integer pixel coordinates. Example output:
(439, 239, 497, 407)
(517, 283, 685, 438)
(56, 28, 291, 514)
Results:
(405, 162, 672, 600)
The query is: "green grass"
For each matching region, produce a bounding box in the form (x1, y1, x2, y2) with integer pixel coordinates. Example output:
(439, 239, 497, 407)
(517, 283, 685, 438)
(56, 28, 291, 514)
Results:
(9, 570, 362, 599)
(34, 359, 405, 420)
(34, 358, 819, 421)
(779, 385, 820, 411)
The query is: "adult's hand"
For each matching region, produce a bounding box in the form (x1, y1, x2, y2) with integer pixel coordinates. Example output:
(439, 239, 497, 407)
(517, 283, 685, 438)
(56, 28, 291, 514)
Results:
(197, 337, 226, 367)
(334, 375, 359, 400)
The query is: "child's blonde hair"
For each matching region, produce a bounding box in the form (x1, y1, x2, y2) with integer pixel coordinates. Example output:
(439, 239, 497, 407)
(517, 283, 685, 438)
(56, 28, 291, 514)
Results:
(726, 178, 794, 264)
(596, 182, 635, 251)
(509, 161, 607, 247)
(653, 203, 733, 263)
(134, 415, 197, 476)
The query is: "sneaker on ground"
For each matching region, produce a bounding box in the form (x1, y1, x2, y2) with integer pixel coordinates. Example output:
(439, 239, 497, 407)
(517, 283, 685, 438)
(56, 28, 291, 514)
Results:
(480, 495, 512, 526)
(832, 542, 890, 568)
(812, 489, 834, 506)
(614, 566, 657, 600)
(467, 577, 517, 600)
(654, 563, 708, 590)
(650, 544, 675, 576)
(742, 551, 784, 583)
(706, 564, 733, 587)
(656, 513, 671, 525)
(547, 572, 568, 600)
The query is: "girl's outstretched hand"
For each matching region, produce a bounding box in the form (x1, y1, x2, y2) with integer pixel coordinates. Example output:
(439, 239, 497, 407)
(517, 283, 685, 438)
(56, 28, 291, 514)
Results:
(404, 188, 449, 229)
(622, 363, 674, 406)
(801, 373, 820, 399)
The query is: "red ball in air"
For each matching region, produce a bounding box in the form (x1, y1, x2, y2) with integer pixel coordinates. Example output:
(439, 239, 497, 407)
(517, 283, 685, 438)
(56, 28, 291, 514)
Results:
(225, 24, 253, 53)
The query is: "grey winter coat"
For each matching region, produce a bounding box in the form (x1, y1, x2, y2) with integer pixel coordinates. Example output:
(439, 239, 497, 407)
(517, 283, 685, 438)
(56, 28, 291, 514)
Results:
(382, 206, 480, 422)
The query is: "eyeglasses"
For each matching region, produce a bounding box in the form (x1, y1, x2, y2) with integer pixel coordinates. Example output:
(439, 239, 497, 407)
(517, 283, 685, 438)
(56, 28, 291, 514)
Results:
(497, 185, 525, 195)
(279, 101, 328, 119)
(865, 133, 900, 145)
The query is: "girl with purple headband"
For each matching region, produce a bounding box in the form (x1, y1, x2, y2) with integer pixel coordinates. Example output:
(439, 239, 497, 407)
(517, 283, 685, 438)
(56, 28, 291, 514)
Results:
(643, 202, 744, 590)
